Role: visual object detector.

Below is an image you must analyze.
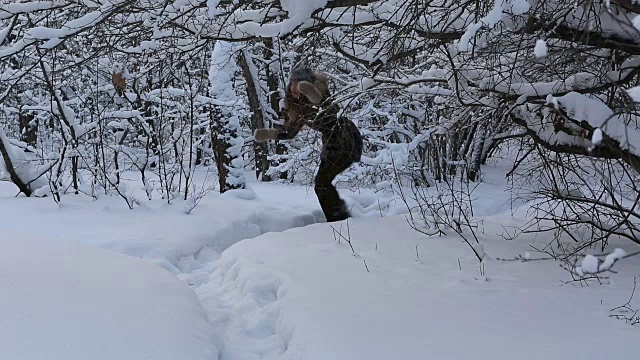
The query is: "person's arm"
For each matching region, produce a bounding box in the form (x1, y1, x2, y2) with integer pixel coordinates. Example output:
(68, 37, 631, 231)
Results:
(254, 98, 309, 142)
(254, 69, 330, 142)
(254, 118, 308, 142)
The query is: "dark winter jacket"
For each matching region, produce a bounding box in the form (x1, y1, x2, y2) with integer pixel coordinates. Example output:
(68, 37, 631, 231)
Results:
(276, 98, 363, 163)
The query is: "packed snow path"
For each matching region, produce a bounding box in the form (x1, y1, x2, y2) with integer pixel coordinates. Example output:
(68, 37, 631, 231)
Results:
(176, 211, 325, 360)
(166, 188, 396, 359)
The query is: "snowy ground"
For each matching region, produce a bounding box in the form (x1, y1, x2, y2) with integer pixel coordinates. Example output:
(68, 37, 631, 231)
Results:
(0, 166, 637, 359)
(200, 216, 638, 360)
(0, 232, 217, 360)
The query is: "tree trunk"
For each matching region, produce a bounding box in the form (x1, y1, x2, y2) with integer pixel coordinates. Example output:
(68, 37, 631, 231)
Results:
(211, 117, 230, 192)
(195, 126, 207, 165)
(0, 128, 33, 196)
(467, 125, 486, 182)
(264, 38, 289, 180)
(237, 50, 271, 181)
(210, 109, 244, 193)
(18, 111, 37, 147)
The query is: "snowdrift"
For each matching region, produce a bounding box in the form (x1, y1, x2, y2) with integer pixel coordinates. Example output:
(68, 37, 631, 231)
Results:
(199, 215, 638, 360)
(0, 232, 217, 360)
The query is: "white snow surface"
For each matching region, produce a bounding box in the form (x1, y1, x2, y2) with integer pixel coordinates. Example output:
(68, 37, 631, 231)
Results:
(0, 232, 217, 360)
(199, 216, 638, 360)
(580, 254, 600, 274)
(591, 127, 604, 145)
(627, 86, 640, 102)
(235, 0, 328, 36)
(600, 248, 628, 272)
(0, 166, 638, 359)
(534, 39, 548, 58)
(547, 92, 640, 156)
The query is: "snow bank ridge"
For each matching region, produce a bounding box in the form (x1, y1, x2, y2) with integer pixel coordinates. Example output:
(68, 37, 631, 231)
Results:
(157, 207, 324, 277)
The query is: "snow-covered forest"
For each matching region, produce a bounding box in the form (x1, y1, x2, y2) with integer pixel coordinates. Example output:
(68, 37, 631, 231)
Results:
(1, 1, 639, 359)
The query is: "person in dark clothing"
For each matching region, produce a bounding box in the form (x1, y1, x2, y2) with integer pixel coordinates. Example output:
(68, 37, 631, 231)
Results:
(254, 68, 363, 222)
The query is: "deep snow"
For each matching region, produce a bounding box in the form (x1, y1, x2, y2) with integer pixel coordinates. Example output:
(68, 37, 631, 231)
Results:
(0, 167, 637, 359)
(0, 232, 217, 360)
(198, 214, 639, 360)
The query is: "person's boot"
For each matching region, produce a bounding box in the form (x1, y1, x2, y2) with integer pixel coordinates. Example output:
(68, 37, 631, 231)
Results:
(326, 202, 351, 222)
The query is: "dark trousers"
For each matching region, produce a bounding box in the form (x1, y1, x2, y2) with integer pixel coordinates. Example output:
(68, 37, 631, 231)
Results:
(314, 154, 354, 222)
